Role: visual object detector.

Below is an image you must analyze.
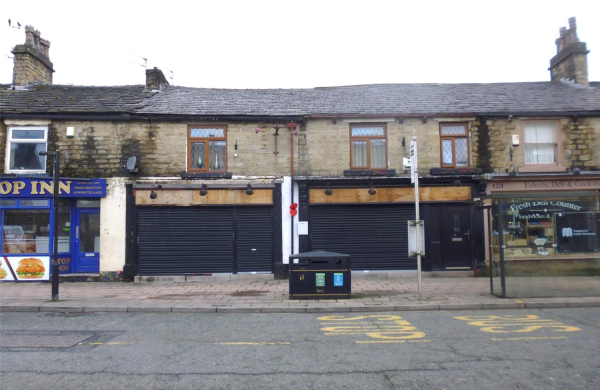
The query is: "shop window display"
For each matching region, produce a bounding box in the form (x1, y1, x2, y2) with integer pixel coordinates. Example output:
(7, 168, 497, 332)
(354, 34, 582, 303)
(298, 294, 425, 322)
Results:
(2, 209, 50, 254)
(498, 196, 599, 258)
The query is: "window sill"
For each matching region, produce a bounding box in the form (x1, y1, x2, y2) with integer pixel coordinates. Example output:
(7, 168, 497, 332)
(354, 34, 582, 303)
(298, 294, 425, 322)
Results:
(430, 168, 482, 175)
(344, 169, 396, 176)
(518, 165, 568, 173)
(181, 172, 233, 179)
(5, 170, 47, 175)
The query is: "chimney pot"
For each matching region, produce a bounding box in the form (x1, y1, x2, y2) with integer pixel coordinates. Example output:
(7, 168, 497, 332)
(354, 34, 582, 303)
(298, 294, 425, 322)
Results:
(11, 25, 54, 86)
(549, 17, 589, 85)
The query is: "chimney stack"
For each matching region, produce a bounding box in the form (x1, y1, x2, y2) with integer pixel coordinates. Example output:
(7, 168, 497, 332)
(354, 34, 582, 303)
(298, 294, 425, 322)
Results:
(12, 26, 54, 87)
(549, 17, 590, 85)
(145, 67, 169, 91)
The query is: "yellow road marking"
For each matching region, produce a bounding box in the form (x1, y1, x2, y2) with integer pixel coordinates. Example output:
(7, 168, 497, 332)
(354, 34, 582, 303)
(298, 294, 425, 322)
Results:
(454, 314, 581, 334)
(492, 336, 568, 341)
(355, 340, 432, 344)
(89, 342, 103, 345)
(217, 342, 290, 345)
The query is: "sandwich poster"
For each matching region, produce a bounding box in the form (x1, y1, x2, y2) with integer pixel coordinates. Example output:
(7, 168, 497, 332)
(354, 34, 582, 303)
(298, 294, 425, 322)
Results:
(1, 256, 50, 282)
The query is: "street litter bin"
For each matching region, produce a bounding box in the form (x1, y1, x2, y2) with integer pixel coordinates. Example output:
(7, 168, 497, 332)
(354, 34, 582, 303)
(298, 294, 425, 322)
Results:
(289, 250, 351, 300)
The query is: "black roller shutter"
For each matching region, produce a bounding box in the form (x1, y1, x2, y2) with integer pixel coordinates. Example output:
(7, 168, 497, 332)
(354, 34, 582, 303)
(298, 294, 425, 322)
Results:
(137, 207, 234, 275)
(310, 205, 415, 270)
(236, 207, 274, 273)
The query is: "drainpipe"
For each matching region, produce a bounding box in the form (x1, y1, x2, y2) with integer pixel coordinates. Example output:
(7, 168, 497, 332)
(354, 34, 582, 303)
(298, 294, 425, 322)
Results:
(287, 122, 297, 256)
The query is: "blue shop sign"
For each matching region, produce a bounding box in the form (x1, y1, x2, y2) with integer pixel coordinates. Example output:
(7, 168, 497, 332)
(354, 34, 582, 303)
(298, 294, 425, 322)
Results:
(0, 179, 106, 198)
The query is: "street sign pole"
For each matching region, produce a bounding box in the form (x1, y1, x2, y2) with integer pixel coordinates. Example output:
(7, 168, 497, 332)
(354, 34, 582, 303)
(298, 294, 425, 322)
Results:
(40, 150, 61, 302)
(411, 137, 422, 299)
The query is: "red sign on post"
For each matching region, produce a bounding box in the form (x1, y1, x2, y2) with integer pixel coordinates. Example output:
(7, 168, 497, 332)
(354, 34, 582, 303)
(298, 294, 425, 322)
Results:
(289, 203, 298, 216)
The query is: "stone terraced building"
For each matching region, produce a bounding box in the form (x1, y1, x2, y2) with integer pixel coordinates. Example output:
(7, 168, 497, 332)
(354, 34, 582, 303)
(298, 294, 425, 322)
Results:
(1, 19, 600, 283)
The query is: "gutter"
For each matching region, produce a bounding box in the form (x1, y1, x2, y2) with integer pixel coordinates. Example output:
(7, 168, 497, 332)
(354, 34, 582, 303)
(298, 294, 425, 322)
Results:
(308, 111, 600, 119)
(1, 113, 306, 123)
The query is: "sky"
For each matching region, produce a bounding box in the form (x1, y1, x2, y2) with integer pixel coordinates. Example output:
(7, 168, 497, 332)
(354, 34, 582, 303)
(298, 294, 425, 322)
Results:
(1, 0, 599, 89)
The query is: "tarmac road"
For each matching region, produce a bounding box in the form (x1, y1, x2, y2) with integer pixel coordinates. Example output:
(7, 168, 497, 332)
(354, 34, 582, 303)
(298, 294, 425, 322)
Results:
(1, 308, 599, 390)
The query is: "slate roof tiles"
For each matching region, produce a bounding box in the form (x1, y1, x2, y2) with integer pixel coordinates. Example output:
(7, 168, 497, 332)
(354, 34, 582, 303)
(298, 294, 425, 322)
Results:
(2, 81, 600, 117)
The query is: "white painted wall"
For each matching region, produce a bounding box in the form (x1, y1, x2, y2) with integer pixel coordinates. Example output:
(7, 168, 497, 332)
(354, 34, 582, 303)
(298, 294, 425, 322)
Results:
(281, 176, 299, 264)
(99, 177, 126, 272)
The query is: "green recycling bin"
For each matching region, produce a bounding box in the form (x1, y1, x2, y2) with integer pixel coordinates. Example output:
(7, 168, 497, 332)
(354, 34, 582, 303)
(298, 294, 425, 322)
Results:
(289, 250, 351, 300)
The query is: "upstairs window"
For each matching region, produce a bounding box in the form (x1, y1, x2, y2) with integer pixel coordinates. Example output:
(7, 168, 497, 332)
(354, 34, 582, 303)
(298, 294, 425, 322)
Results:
(188, 125, 227, 172)
(440, 123, 469, 168)
(6, 127, 48, 173)
(524, 122, 557, 164)
(350, 124, 387, 169)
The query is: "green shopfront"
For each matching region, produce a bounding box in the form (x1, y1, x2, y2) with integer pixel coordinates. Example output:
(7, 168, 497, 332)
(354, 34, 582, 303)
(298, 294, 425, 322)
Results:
(0, 178, 106, 281)
(485, 175, 600, 298)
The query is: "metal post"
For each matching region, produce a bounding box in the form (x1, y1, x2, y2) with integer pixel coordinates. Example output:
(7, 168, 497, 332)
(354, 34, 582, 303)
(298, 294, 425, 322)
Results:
(412, 136, 422, 299)
(497, 200, 506, 298)
(41, 150, 61, 301)
(51, 151, 60, 301)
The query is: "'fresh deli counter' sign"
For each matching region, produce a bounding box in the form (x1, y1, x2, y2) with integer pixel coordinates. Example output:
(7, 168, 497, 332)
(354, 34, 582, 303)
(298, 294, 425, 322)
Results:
(0, 179, 106, 198)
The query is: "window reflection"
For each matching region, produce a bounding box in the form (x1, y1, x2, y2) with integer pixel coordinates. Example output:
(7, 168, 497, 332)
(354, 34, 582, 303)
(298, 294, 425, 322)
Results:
(2, 210, 50, 254)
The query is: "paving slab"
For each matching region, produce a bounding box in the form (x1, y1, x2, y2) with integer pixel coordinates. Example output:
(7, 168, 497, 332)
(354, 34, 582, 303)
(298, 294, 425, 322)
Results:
(1, 277, 599, 314)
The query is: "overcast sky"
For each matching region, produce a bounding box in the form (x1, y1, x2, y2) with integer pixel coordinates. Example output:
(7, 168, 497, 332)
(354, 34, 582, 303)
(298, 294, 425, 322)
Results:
(2, 0, 599, 89)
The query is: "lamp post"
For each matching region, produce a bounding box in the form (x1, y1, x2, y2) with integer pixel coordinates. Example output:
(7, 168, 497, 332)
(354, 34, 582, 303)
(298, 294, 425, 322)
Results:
(40, 150, 60, 302)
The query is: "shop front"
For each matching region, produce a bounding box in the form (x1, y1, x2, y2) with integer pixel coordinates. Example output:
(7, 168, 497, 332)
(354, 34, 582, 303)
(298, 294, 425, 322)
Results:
(0, 178, 106, 281)
(297, 178, 485, 272)
(131, 183, 282, 277)
(485, 175, 600, 297)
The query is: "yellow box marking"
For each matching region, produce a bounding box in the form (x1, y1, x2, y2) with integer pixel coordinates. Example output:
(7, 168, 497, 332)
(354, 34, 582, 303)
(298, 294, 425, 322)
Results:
(318, 314, 427, 342)
(454, 314, 581, 334)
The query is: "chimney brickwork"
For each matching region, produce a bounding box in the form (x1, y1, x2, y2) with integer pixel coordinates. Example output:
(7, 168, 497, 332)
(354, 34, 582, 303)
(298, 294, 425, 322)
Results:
(549, 17, 589, 85)
(12, 26, 54, 86)
(145, 67, 169, 90)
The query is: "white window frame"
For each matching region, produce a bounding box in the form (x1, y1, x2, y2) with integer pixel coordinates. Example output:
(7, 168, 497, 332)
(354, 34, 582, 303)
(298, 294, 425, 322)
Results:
(5, 126, 48, 174)
(523, 121, 559, 166)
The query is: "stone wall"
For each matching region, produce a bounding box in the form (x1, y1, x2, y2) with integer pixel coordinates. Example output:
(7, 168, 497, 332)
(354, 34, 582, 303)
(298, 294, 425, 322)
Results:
(11, 50, 53, 86)
(44, 120, 297, 178)
(0, 121, 6, 172)
(300, 118, 478, 175)
(485, 116, 600, 172)
(3, 116, 598, 178)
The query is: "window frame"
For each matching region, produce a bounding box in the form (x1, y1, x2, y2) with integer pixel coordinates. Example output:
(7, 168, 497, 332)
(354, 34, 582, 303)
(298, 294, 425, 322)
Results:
(349, 123, 388, 169)
(522, 120, 559, 167)
(439, 123, 470, 168)
(5, 126, 48, 174)
(187, 125, 228, 173)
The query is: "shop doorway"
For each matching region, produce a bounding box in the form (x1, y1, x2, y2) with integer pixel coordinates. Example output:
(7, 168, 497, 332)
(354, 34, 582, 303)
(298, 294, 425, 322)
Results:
(440, 205, 473, 269)
(74, 208, 100, 273)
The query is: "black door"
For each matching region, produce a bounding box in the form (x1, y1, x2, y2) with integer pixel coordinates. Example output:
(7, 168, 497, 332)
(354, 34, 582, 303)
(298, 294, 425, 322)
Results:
(310, 204, 415, 270)
(236, 207, 274, 273)
(440, 205, 473, 269)
(137, 206, 273, 275)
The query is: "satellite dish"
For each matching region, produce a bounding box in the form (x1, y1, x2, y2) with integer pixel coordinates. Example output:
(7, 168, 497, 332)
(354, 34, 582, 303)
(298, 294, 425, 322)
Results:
(125, 156, 137, 172)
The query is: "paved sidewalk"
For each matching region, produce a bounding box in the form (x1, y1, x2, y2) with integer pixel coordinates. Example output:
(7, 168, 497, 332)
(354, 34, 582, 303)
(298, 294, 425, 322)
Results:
(1, 278, 600, 314)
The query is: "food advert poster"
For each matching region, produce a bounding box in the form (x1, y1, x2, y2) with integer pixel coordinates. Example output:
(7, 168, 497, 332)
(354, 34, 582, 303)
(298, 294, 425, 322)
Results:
(1, 256, 50, 282)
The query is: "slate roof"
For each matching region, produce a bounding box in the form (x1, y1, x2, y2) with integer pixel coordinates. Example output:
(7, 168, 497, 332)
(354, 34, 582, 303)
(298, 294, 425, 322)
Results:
(2, 81, 600, 117)
(0, 85, 147, 114)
